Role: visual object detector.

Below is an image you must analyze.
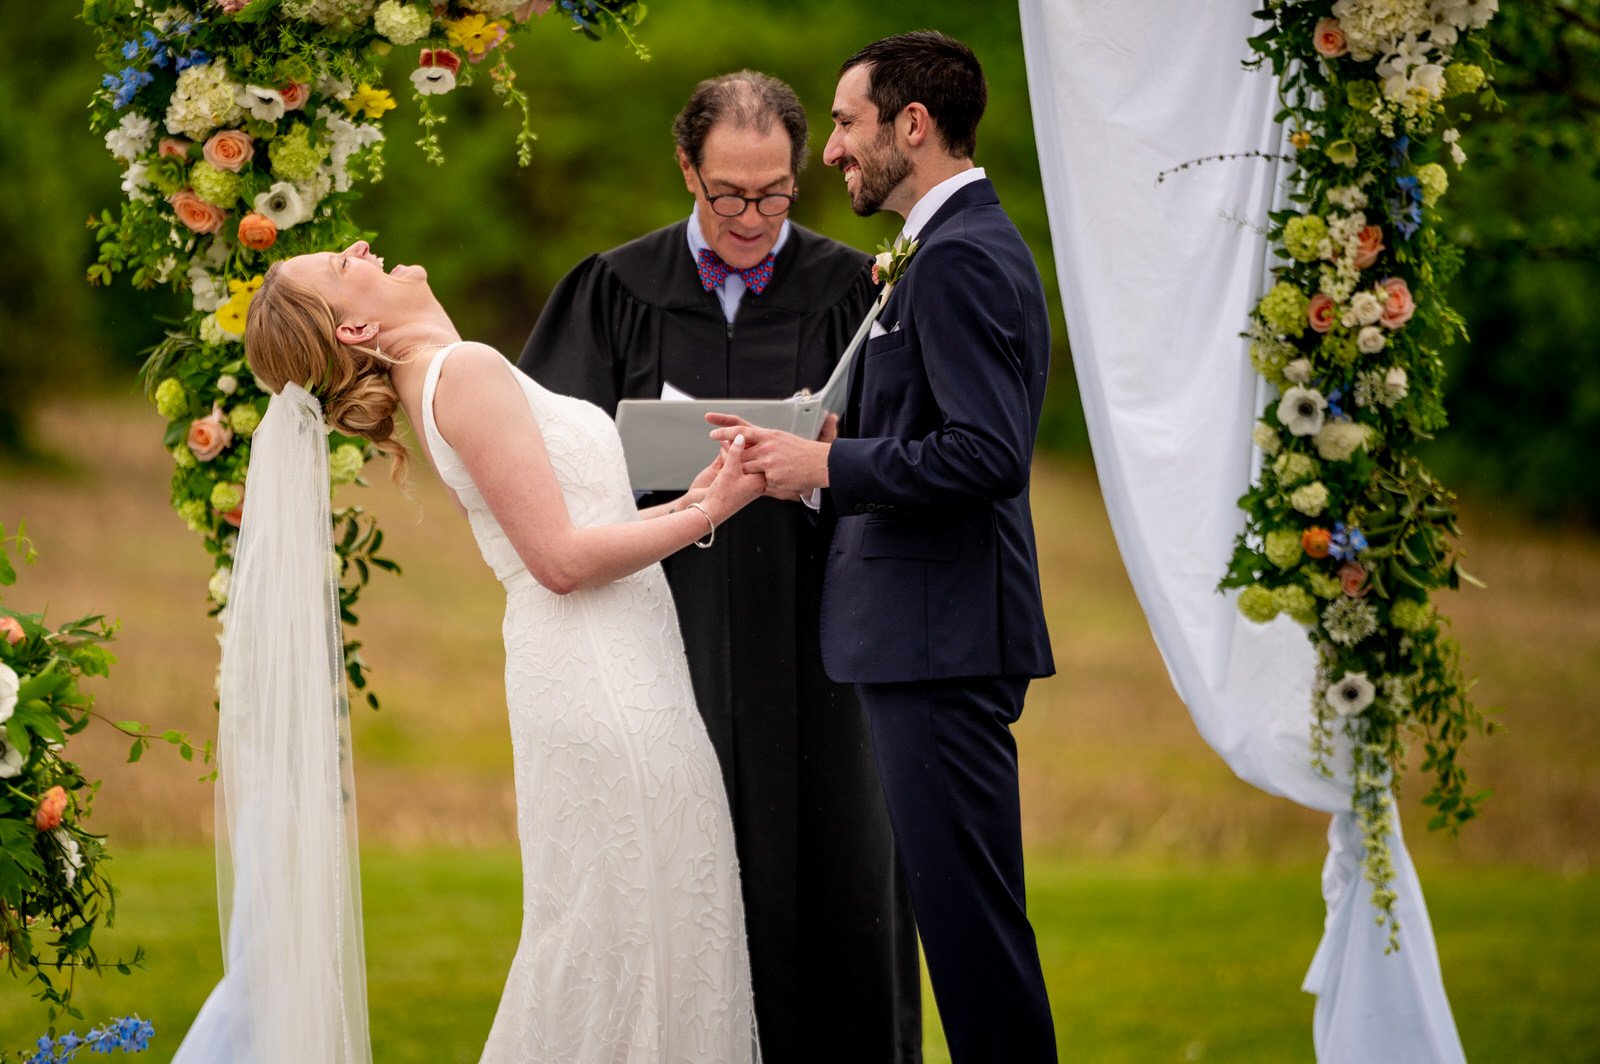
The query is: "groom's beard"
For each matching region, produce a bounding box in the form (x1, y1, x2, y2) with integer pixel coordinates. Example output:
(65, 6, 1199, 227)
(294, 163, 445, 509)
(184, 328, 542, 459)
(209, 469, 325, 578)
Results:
(842, 130, 913, 217)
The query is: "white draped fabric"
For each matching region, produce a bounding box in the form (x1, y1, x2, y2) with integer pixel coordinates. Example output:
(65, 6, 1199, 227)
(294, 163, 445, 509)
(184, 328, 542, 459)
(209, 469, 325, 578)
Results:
(1017, 3, 1466, 1060)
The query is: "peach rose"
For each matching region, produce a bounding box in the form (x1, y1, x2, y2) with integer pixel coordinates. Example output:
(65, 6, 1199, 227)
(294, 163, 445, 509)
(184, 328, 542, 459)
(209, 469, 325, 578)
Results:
(1302, 527, 1332, 559)
(35, 786, 68, 832)
(0, 616, 23, 646)
(1338, 561, 1369, 598)
(279, 82, 310, 111)
(158, 136, 192, 159)
(187, 408, 234, 461)
(1313, 18, 1349, 58)
(1307, 293, 1336, 334)
(237, 211, 278, 251)
(1379, 277, 1416, 329)
(203, 128, 254, 172)
(170, 189, 227, 234)
(1353, 226, 1385, 270)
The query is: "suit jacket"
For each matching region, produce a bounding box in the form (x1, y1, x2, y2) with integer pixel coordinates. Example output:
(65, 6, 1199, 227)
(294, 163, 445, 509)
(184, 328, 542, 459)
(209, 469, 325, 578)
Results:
(821, 178, 1056, 684)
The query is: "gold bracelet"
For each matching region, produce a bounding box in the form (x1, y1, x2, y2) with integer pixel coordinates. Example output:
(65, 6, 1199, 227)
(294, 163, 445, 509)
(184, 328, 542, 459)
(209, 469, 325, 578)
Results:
(686, 502, 716, 549)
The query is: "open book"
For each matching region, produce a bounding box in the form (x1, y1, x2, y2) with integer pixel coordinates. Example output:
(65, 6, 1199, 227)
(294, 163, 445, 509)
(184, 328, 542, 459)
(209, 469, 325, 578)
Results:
(614, 288, 888, 491)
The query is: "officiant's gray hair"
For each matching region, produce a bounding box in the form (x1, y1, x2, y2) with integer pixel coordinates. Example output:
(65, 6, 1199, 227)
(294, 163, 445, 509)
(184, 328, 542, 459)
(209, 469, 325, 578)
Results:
(672, 70, 809, 176)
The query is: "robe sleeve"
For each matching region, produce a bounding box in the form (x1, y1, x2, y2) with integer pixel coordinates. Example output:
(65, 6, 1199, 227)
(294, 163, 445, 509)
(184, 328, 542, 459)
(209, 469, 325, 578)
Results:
(519, 254, 639, 418)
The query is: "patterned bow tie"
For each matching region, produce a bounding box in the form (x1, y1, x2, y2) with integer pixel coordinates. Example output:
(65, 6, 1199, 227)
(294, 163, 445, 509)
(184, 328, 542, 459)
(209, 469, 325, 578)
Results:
(696, 248, 776, 296)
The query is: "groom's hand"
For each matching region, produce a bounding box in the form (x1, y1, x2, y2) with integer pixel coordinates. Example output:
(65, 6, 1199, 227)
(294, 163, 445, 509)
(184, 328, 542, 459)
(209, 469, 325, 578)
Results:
(706, 414, 830, 499)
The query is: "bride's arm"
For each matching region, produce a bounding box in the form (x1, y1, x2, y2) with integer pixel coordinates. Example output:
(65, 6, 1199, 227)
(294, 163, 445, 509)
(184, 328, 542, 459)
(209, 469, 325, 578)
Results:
(434, 343, 760, 594)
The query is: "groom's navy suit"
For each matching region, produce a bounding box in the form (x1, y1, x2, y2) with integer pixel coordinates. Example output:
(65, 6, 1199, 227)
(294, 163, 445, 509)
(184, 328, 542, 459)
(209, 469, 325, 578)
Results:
(822, 176, 1057, 1062)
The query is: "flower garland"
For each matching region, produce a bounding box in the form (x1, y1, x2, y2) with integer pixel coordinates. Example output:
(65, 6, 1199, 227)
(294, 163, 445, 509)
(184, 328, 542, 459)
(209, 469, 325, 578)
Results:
(85, 0, 646, 711)
(0, 526, 187, 1018)
(1225, 0, 1499, 947)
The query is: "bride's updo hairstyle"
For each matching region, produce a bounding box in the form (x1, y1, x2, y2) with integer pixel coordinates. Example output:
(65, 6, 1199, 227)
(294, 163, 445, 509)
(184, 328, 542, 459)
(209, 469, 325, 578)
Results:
(245, 260, 410, 484)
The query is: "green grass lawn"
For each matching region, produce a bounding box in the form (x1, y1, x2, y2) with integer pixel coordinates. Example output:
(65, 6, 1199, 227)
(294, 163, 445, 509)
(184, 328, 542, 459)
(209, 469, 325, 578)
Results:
(3, 849, 1595, 1062)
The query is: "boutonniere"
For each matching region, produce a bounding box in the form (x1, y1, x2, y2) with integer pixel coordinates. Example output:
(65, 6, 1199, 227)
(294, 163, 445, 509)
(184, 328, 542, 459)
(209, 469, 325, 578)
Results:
(871, 235, 918, 295)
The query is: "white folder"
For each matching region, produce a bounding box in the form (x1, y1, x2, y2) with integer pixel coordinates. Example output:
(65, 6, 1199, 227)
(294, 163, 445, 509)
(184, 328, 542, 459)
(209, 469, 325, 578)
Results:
(614, 288, 888, 491)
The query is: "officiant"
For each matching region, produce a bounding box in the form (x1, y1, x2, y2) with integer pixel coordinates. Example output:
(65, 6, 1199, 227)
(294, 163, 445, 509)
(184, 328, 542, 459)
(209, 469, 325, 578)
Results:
(517, 71, 920, 1064)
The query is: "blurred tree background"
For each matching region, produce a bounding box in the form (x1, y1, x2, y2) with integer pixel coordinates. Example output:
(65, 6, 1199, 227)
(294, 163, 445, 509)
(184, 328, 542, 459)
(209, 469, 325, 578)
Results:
(1, 0, 1596, 523)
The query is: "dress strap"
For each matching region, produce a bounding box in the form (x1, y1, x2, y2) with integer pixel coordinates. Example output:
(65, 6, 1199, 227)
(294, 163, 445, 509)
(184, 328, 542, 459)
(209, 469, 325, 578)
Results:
(419, 341, 465, 462)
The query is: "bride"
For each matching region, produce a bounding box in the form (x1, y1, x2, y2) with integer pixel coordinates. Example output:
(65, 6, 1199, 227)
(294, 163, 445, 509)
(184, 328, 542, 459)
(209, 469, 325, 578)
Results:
(173, 240, 764, 1063)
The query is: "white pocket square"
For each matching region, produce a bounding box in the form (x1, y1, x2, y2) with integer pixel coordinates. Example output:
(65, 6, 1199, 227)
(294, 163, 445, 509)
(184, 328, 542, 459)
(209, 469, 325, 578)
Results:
(869, 320, 900, 338)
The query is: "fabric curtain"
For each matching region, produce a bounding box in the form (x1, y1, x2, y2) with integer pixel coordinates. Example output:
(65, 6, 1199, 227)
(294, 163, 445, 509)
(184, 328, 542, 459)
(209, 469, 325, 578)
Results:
(1016, 3, 1465, 1059)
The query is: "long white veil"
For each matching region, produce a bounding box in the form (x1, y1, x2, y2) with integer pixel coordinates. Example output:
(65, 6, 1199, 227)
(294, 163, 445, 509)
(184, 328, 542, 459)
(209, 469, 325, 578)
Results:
(174, 382, 372, 1063)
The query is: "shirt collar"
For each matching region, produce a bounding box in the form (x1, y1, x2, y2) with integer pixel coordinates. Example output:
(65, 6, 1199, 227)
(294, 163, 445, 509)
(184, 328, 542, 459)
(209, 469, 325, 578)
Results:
(686, 206, 791, 268)
(901, 166, 987, 241)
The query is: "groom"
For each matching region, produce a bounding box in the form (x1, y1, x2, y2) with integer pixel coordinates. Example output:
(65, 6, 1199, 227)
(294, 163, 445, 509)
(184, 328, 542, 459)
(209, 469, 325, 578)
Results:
(710, 31, 1058, 1061)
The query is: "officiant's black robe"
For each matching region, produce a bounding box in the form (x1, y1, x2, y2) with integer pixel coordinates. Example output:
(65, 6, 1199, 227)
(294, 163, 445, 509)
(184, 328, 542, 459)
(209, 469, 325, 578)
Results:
(520, 220, 921, 1064)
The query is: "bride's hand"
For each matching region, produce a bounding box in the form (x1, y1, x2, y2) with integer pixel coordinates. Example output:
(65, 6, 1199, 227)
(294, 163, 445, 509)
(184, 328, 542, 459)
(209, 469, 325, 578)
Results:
(684, 449, 726, 502)
(703, 435, 766, 521)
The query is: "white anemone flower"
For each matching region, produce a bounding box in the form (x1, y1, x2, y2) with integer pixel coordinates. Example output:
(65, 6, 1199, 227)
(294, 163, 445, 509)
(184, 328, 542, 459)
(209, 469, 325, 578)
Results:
(254, 182, 312, 230)
(237, 84, 287, 122)
(0, 738, 24, 779)
(0, 661, 20, 724)
(1325, 671, 1377, 716)
(1277, 386, 1328, 437)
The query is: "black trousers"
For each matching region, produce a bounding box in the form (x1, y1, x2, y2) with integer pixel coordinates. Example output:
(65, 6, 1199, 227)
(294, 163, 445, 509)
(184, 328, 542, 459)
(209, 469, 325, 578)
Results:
(859, 676, 1057, 1064)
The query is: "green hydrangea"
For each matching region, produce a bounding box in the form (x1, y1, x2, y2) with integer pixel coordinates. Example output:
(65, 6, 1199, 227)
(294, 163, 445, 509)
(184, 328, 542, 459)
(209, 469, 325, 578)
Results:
(1290, 482, 1329, 517)
(171, 444, 197, 470)
(176, 498, 209, 532)
(229, 405, 263, 438)
(1321, 330, 1361, 369)
(1444, 63, 1485, 98)
(1415, 162, 1448, 207)
(268, 124, 329, 183)
(1265, 529, 1303, 569)
(1272, 451, 1318, 486)
(155, 378, 189, 420)
(1283, 215, 1329, 262)
(1325, 139, 1359, 168)
(1389, 597, 1435, 632)
(1346, 80, 1380, 112)
(1306, 570, 1342, 599)
(1237, 585, 1280, 624)
(210, 482, 243, 513)
(373, 0, 432, 44)
(329, 444, 366, 485)
(190, 160, 242, 208)
(1274, 584, 1319, 626)
(1258, 282, 1309, 338)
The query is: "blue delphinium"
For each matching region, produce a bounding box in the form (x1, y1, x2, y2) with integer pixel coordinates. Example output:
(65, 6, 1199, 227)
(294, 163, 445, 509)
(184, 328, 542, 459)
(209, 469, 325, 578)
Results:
(21, 1017, 153, 1063)
(100, 67, 154, 109)
(1328, 522, 1368, 562)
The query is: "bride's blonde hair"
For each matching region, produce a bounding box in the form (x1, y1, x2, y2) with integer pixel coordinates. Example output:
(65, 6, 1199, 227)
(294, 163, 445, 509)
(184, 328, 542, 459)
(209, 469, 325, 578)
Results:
(245, 260, 410, 485)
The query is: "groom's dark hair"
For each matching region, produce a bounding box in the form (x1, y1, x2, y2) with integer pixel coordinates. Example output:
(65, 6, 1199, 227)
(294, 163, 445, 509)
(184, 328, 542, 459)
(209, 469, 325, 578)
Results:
(841, 31, 987, 159)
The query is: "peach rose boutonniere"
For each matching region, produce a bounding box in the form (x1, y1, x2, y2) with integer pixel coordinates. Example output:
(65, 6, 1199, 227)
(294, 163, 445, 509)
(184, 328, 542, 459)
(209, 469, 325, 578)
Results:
(871, 234, 918, 296)
(187, 404, 235, 461)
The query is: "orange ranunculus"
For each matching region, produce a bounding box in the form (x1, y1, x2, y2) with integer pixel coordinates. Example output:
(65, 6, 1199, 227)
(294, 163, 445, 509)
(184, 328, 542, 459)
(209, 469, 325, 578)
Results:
(202, 128, 254, 172)
(1302, 527, 1332, 559)
(170, 189, 227, 234)
(1353, 225, 1385, 270)
(35, 786, 68, 832)
(237, 211, 278, 251)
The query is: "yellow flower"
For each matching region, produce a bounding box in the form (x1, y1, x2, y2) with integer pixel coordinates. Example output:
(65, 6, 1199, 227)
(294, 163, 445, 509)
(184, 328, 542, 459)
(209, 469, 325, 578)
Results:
(444, 14, 507, 58)
(342, 84, 397, 120)
(215, 275, 264, 337)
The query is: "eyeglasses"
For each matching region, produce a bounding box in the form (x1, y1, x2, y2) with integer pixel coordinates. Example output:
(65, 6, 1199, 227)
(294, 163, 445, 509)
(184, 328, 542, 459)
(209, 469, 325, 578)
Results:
(695, 168, 798, 218)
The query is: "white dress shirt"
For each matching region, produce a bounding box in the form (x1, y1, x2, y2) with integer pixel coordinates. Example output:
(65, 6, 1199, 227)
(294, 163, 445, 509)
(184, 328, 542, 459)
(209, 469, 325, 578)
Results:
(900, 166, 987, 241)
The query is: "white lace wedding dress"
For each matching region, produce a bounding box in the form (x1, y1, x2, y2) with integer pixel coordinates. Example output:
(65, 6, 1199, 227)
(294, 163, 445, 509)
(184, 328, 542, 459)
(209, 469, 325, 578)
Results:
(419, 344, 760, 1064)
